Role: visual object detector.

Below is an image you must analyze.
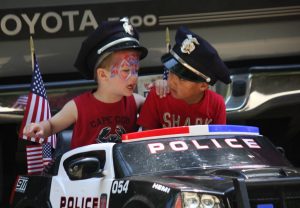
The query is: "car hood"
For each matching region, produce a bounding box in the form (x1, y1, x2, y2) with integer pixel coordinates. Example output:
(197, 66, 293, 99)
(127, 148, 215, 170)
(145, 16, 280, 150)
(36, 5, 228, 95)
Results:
(130, 166, 300, 194)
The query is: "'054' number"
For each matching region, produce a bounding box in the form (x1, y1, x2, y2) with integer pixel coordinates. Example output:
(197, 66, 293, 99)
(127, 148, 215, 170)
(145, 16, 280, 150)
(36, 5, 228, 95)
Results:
(111, 180, 129, 194)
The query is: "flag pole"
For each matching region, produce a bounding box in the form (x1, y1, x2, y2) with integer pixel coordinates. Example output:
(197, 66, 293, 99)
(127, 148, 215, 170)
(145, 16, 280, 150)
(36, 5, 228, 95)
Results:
(165, 27, 171, 53)
(163, 27, 171, 80)
(30, 36, 35, 71)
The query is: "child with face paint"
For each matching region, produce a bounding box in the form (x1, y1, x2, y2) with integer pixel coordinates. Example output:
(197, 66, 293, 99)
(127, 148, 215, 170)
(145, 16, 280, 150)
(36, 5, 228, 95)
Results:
(23, 18, 148, 148)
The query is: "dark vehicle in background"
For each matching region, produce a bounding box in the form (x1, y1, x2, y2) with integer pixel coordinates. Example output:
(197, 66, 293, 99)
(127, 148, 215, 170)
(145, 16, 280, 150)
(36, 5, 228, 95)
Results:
(10, 125, 300, 208)
(1, 0, 300, 207)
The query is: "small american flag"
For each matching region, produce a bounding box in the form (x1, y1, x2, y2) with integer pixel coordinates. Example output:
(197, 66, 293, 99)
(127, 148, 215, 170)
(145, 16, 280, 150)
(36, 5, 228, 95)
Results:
(19, 51, 56, 174)
(19, 53, 56, 148)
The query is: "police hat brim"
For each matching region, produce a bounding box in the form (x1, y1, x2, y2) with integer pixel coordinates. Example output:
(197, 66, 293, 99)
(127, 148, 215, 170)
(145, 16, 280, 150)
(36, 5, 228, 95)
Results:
(104, 40, 148, 60)
(161, 53, 207, 83)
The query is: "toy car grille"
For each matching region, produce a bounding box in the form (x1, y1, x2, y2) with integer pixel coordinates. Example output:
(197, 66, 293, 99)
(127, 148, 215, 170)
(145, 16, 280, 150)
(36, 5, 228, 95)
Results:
(227, 184, 300, 208)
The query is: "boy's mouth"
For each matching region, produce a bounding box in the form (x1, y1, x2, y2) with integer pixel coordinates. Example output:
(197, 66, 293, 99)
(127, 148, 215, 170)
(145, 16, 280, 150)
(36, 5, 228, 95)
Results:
(127, 84, 136, 90)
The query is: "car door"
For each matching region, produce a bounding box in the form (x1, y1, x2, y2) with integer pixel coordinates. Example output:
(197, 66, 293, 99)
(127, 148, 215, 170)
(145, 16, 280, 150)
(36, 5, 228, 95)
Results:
(49, 145, 115, 208)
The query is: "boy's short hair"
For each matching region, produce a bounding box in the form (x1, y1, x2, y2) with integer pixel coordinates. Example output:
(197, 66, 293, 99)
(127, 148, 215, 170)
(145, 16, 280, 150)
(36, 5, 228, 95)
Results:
(74, 18, 148, 79)
(92, 52, 112, 80)
(161, 26, 231, 85)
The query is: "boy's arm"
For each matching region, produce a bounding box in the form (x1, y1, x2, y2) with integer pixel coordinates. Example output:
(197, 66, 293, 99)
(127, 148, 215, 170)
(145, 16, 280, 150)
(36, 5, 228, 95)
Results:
(49, 100, 78, 134)
(23, 100, 78, 140)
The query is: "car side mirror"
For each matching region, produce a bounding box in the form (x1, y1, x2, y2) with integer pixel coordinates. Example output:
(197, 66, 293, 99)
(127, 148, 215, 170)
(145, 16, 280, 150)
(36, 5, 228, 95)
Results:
(67, 157, 104, 180)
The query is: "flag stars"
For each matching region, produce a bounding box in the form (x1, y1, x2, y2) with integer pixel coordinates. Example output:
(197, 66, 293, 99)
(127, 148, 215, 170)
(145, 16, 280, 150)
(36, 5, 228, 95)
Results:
(31, 66, 46, 97)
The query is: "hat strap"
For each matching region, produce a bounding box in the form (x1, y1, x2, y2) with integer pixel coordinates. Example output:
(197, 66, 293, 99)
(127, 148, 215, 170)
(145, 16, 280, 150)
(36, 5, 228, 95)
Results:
(97, 37, 139, 55)
(170, 50, 211, 83)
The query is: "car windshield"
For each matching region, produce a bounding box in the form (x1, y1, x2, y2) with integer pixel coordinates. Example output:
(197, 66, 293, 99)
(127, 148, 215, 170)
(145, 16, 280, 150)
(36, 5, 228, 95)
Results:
(114, 135, 292, 176)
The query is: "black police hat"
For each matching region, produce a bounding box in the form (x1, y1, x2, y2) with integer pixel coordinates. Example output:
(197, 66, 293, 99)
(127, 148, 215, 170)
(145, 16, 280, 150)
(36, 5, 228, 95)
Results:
(74, 18, 148, 79)
(161, 26, 231, 85)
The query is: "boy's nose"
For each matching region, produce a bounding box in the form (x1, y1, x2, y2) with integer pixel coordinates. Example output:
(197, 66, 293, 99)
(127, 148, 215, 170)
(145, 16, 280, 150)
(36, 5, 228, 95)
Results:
(128, 74, 138, 82)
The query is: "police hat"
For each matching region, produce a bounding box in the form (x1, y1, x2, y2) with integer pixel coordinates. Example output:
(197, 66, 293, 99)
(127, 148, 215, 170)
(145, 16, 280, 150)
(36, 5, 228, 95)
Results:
(161, 26, 231, 85)
(74, 18, 148, 79)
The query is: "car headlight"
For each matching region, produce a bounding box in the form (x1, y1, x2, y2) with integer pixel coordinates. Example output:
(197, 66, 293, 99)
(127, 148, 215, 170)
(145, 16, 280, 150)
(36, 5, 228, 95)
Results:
(183, 193, 200, 208)
(182, 192, 223, 208)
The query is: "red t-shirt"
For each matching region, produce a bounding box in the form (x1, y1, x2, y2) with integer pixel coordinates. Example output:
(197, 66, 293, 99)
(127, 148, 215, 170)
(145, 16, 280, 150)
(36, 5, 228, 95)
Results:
(71, 92, 138, 149)
(137, 88, 226, 129)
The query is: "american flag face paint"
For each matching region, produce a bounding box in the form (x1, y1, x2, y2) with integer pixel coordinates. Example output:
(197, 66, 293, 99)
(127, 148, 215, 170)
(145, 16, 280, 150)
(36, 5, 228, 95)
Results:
(110, 54, 139, 81)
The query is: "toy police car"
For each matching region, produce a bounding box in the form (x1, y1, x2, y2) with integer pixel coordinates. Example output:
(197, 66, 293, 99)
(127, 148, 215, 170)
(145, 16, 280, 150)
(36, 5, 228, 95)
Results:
(10, 125, 300, 208)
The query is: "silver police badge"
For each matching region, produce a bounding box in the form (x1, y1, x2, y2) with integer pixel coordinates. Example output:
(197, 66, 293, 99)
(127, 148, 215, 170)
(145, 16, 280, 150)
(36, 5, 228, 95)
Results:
(121, 17, 134, 36)
(181, 34, 199, 54)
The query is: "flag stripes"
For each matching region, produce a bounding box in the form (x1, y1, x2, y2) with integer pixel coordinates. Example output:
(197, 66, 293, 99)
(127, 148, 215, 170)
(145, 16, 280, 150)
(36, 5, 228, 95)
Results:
(26, 145, 44, 174)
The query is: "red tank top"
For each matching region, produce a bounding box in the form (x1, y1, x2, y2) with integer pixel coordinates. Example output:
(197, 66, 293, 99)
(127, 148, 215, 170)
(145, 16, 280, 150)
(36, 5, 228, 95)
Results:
(137, 88, 226, 129)
(71, 92, 138, 149)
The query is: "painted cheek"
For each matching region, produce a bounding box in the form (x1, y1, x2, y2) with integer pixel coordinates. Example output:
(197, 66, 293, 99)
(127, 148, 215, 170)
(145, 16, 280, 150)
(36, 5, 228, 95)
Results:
(110, 67, 119, 78)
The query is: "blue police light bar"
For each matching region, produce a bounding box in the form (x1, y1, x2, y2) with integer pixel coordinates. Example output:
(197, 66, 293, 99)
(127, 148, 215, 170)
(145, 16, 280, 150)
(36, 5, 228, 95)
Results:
(208, 125, 259, 134)
(257, 204, 274, 208)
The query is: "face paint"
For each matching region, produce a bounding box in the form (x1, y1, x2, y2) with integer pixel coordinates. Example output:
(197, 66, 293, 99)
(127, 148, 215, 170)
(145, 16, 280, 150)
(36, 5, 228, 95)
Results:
(110, 54, 139, 80)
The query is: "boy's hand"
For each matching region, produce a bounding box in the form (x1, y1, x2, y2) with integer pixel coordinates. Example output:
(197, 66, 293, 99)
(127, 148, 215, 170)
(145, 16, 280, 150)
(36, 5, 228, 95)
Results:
(148, 79, 169, 98)
(23, 123, 46, 143)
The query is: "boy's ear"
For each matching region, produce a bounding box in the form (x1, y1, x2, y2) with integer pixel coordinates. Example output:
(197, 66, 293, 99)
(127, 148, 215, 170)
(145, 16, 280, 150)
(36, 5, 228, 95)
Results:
(96, 68, 109, 80)
(199, 82, 209, 91)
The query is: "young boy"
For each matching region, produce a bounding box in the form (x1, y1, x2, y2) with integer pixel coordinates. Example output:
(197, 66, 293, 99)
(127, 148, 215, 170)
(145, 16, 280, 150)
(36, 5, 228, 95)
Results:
(23, 18, 148, 148)
(137, 26, 232, 130)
